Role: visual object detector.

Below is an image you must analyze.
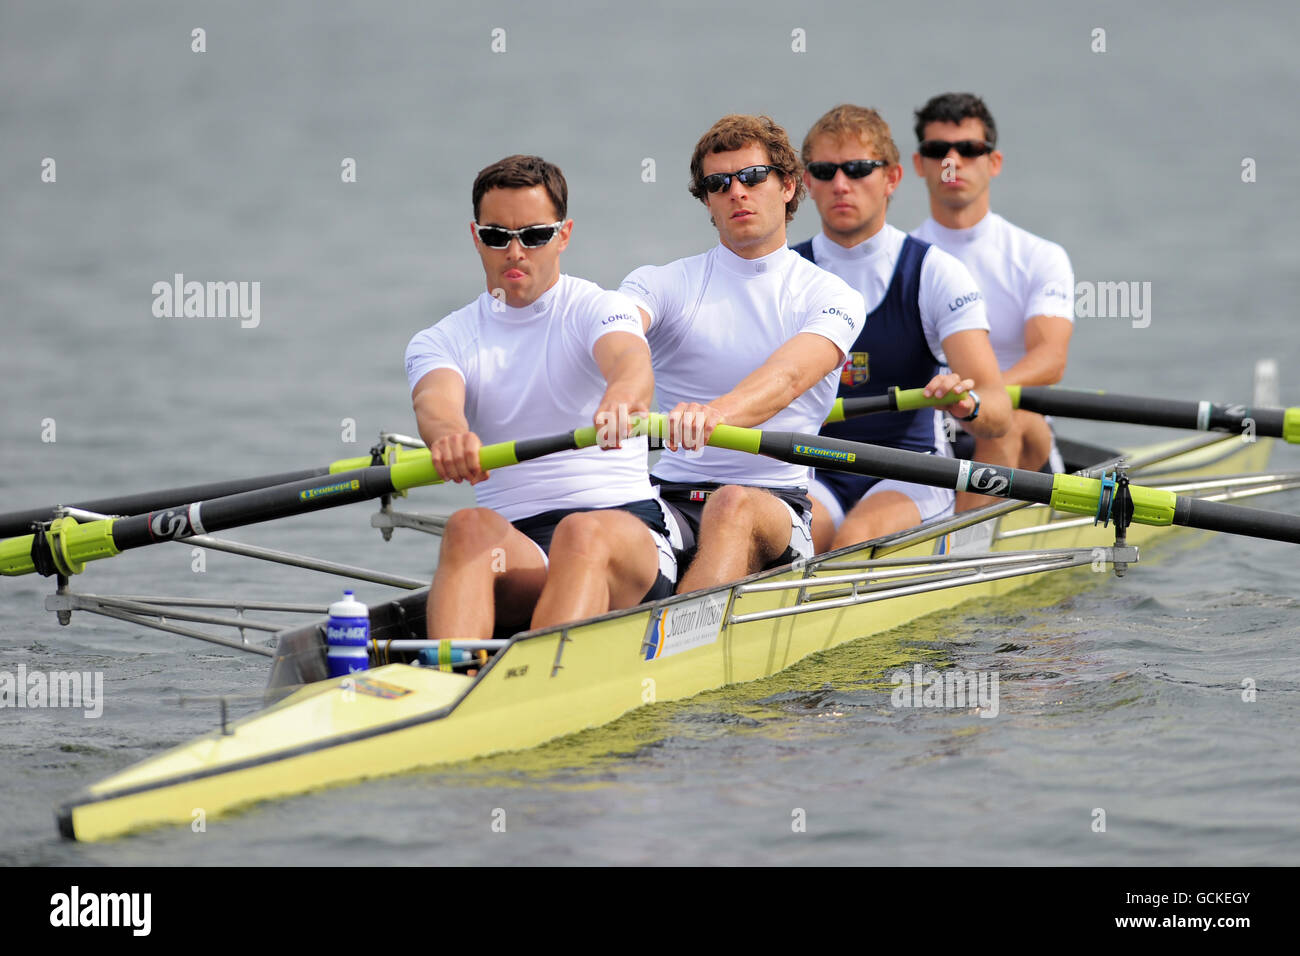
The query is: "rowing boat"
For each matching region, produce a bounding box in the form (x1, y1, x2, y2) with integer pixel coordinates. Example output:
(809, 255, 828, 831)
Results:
(41, 366, 1298, 841)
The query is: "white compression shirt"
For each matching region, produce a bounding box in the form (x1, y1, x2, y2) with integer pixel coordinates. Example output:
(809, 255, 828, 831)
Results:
(912, 213, 1074, 370)
(620, 243, 864, 487)
(404, 274, 655, 522)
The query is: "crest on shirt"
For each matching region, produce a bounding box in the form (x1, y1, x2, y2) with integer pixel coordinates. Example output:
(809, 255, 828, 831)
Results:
(841, 351, 869, 387)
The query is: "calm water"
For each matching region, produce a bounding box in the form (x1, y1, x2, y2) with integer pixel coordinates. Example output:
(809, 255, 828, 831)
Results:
(2, 0, 1298, 864)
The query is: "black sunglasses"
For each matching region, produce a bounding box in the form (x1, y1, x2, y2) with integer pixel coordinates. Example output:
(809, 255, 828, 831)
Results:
(699, 164, 781, 194)
(473, 220, 565, 249)
(917, 139, 995, 160)
(806, 159, 888, 181)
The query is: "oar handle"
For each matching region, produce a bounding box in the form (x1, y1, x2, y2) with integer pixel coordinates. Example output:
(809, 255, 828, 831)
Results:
(827, 388, 964, 423)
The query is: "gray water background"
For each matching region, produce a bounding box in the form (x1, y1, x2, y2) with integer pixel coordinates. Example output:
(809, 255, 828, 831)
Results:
(1, 0, 1297, 864)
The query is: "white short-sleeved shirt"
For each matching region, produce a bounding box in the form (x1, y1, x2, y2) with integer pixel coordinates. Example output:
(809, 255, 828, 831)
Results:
(808, 225, 990, 363)
(404, 274, 654, 522)
(912, 213, 1074, 370)
(620, 243, 864, 487)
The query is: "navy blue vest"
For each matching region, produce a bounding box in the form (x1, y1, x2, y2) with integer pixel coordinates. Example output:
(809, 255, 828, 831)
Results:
(793, 235, 941, 453)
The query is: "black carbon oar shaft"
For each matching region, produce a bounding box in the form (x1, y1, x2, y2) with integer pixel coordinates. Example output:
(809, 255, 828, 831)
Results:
(0, 468, 330, 538)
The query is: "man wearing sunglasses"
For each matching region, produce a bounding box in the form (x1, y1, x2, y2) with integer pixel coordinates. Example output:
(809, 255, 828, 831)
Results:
(404, 154, 678, 645)
(619, 115, 865, 592)
(911, 93, 1075, 503)
(793, 104, 1011, 552)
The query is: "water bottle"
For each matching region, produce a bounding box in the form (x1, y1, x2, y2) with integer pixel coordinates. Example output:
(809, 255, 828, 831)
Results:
(326, 589, 370, 678)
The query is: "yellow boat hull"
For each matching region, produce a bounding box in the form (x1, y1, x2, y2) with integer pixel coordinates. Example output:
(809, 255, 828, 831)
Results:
(59, 434, 1274, 841)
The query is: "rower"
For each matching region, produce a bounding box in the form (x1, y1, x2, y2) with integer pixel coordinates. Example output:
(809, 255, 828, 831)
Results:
(404, 155, 679, 641)
(910, 92, 1076, 506)
(793, 104, 1011, 551)
(619, 114, 865, 592)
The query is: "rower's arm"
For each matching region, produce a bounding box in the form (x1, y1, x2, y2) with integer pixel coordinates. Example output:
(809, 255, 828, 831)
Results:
(939, 329, 1012, 437)
(411, 369, 490, 484)
(1000, 314, 1073, 386)
(710, 332, 844, 428)
(411, 369, 470, 447)
(592, 331, 654, 447)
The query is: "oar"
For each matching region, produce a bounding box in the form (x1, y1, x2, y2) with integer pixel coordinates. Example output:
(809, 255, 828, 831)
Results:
(1010, 386, 1300, 442)
(705, 424, 1300, 545)
(825, 387, 963, 423)
(826, 386, 1300, 443)
(1, 421, 654, 578)
(0, 447, 431, 539)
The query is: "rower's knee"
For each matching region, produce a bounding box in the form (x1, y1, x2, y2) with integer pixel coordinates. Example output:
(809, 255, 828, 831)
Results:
(974, 430, 1020, 466)
(700, 484, 756, 529)
(440, 508, 508, 561)
(547, 512, 613, 567)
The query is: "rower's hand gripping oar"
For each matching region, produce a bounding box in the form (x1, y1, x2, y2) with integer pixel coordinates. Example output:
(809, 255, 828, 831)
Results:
(0, 416, 666, 578)
(827, 385, 1300, 443)
(707, 423, 1300, 545)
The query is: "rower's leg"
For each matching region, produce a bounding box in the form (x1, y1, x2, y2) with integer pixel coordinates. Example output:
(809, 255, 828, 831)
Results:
(427, 508, 548, 641)
(531, 510, 661, 629)
(810, 498, 837, 554)
(959, 420, 1024, 511)
(1016, 410, 1054, 470)
(675, 485, 793, 594)
(831, 491, 922, 550)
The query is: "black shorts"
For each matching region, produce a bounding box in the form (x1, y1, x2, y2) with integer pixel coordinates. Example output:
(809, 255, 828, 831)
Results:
(510, 498, 676, 601)
(651, 479, 814, 574)
(811, 470, 885, 518)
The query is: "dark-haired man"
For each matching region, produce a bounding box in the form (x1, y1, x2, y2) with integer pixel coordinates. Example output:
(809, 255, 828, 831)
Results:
(619, 115, 865, 592)
(911, 93, 1075, 502)
(405, 155, 678, 642)
(794, 104, 1011, 551)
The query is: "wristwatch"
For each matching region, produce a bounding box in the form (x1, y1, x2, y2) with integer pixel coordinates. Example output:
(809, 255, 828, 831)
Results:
(956, 390, 981, 422)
